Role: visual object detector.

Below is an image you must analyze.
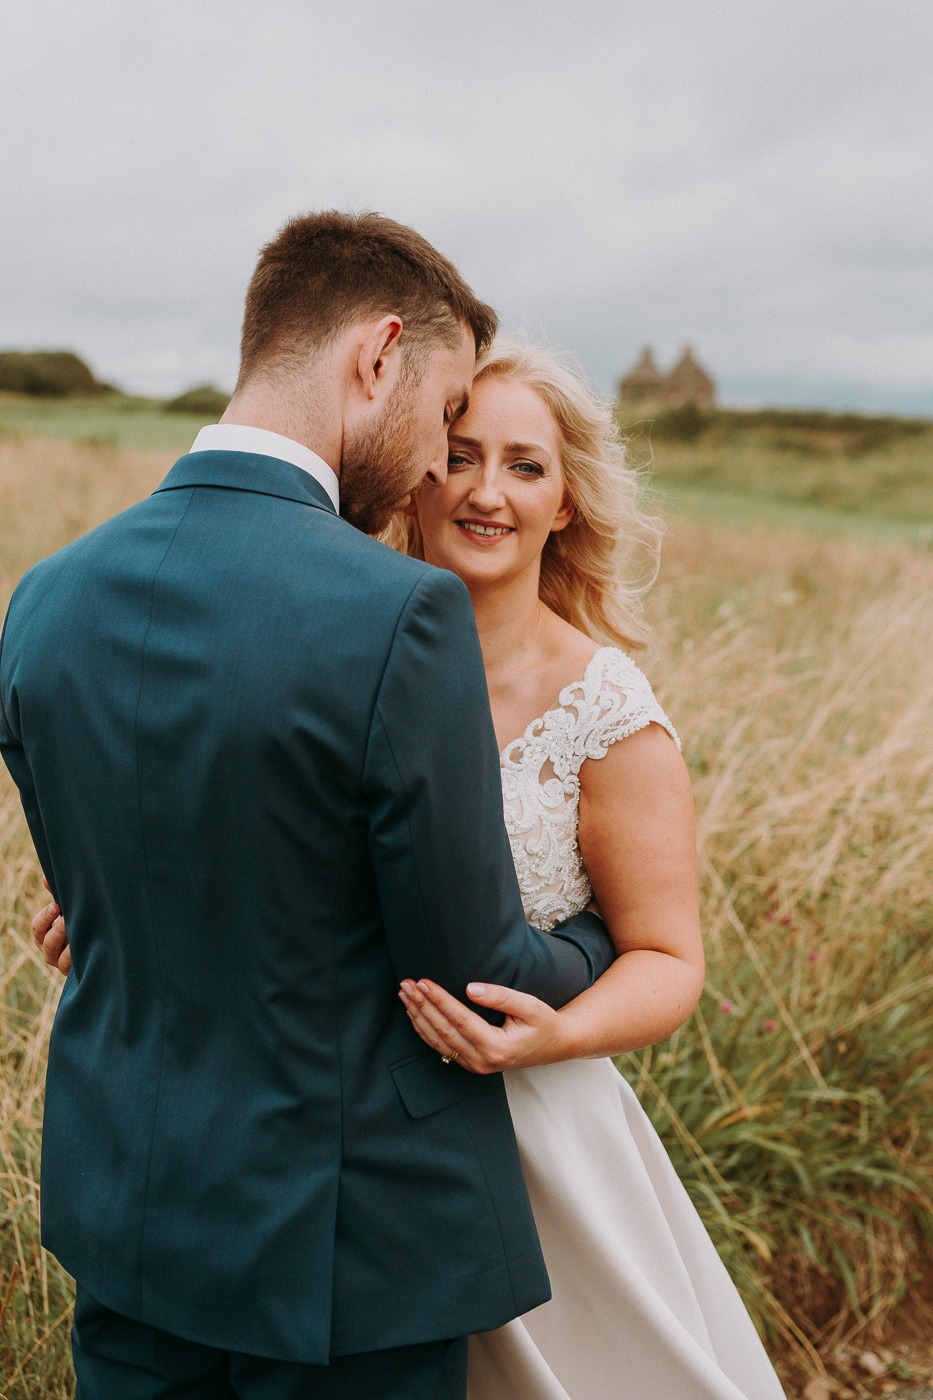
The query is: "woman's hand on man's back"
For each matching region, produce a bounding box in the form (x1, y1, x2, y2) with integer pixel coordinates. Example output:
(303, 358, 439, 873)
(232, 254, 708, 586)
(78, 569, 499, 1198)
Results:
(31, 877, 71, 974)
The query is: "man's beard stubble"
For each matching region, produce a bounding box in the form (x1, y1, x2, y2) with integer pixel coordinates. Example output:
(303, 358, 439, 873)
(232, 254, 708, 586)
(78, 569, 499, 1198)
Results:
(339, 378, 421, 536)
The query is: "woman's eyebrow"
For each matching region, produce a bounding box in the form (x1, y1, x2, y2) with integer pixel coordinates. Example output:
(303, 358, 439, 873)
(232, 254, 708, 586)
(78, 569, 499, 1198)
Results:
(447, 434, 551, 462)
(503, 441, 550, 460)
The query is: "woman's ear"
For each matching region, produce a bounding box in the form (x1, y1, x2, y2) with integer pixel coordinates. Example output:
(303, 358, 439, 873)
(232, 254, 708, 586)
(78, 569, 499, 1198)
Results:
(550, 493, 575, 534)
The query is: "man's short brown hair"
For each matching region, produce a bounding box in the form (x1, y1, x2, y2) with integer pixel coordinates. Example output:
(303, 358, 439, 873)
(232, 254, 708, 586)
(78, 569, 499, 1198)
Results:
(237, 210, 497, 387)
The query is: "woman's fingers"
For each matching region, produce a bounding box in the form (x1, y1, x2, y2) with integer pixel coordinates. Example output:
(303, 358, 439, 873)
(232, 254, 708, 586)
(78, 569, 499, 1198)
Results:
(413, 981, 501, 1052)
(464, 982, 549, 1024)
(31, 903, 71, 974)
(399, 980, 483, 1055)
(398, 978, 566, 1073)
(399, 980, 499, 1073)
(31, 901, 60, 950)
(402, 1000, 469, 1063)
(415, 978, 545, 1029)
(401, 999, 479, 1069)
(43, 915, 70, 971)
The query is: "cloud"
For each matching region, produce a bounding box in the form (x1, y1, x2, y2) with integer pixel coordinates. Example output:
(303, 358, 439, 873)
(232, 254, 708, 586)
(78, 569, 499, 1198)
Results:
(1, 0, 930, 411)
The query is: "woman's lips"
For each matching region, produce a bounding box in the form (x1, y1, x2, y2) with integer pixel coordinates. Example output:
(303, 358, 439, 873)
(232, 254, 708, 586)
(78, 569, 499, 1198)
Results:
(455, 519, 515, 545)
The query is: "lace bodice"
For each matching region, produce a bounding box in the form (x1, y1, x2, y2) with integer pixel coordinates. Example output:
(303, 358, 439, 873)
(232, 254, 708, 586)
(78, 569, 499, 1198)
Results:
(501, 647, 680, 932)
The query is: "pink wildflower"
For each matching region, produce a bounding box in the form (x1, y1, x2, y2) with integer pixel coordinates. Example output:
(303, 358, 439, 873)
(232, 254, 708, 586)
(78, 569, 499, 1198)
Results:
(763, 1019, 778, 1033)
(807, 949, 818, 964)
(719, 999, 734, 1014)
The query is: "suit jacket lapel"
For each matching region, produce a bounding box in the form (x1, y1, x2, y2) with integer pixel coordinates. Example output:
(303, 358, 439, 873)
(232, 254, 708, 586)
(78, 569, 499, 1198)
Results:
(155, 450, 339, 516)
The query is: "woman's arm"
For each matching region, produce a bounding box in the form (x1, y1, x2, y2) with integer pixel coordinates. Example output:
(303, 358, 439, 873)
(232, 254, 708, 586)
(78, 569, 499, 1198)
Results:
(400, 723, 704, 1069)
(557, 721, 703, 1056)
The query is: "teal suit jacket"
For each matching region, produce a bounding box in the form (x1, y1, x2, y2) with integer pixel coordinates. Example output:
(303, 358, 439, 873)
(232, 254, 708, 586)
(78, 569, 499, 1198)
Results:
(0, 450, 615, 1362)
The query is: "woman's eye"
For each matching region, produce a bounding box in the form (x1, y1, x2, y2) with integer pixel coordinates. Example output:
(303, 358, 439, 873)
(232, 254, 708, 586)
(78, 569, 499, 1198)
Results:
(512, 461, 544, 478)
(447, 454, 471, 469)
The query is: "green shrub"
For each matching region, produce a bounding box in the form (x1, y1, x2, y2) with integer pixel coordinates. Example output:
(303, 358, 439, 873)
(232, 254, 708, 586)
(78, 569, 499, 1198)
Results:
(618, 404, 931, 457)
(650, 402, 712, 442)
(0, 351, 102, 397)
(164, 384, 229, 416)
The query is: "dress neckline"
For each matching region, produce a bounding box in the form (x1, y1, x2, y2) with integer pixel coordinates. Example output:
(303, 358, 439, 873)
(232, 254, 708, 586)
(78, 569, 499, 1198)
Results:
(498, 646, 619, 760)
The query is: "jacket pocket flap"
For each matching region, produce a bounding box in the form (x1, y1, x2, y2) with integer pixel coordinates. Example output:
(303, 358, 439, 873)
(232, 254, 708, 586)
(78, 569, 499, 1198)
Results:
(390, 1051, 484, 1120)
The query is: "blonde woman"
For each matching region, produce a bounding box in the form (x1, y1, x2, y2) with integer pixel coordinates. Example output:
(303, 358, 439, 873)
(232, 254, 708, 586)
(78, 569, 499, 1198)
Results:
(391, 340, 786, 1399)
(31, 339, 786, 1398)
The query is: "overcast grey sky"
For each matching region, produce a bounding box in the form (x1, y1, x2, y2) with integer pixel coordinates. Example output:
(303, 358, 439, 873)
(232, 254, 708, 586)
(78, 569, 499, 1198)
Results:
(2, 0, 931, 411)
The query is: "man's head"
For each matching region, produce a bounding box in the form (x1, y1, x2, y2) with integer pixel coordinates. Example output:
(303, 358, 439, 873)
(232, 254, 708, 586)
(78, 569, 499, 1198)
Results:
(233, 211, 497, 533)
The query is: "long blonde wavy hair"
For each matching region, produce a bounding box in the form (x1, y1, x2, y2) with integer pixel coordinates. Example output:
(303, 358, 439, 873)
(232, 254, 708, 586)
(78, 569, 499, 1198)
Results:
(381, 337, 663, 651)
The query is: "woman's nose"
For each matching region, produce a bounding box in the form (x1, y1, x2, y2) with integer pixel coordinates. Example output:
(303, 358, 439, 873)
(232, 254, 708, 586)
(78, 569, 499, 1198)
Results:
(468, 469, 505, 511)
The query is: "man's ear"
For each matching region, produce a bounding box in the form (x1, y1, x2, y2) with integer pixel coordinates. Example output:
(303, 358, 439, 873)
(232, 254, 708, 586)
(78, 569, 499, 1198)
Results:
(357, 316, 404, 401)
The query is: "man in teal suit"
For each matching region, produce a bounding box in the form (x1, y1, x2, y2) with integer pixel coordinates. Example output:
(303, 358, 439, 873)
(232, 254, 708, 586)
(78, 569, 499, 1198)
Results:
(0, 212, 615, 1399)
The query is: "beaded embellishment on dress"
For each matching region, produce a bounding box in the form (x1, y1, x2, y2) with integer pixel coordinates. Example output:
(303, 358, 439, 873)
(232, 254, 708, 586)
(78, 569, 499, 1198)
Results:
(500, 647, 680, 931)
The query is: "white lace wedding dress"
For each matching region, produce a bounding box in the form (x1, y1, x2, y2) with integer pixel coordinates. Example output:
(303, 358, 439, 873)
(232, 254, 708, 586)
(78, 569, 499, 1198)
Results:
(468, 647, 786, 1400)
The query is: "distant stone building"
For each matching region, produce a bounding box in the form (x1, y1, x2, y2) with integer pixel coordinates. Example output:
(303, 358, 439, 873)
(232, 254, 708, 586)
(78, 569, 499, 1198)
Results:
(618, 344, 716, 408)
(618, 347, 664, 404)
(661, 346, 715, 408)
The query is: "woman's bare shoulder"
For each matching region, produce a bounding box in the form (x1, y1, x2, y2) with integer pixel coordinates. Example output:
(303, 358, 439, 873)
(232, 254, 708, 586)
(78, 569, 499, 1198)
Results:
(541, 610, 603, 677)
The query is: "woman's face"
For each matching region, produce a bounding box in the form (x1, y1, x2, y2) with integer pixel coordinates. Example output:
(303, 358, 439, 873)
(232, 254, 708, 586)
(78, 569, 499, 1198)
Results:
(414, 375, 573, 589)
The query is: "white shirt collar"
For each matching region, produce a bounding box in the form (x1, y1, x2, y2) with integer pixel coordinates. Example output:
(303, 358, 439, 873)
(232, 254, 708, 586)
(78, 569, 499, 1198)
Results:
(190, 423, 340, 514)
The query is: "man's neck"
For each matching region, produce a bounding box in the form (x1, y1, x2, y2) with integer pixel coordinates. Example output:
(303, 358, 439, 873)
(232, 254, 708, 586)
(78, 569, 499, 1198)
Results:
(221, 381, 342, 479)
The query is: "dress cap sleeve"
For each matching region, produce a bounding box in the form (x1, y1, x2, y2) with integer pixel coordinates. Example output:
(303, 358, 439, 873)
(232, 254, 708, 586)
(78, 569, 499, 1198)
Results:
(565, 648, 681, 769)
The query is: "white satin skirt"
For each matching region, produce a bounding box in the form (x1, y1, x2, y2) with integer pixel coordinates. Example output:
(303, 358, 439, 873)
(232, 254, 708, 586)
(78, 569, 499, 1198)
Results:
(467, 1059, 786, 1399)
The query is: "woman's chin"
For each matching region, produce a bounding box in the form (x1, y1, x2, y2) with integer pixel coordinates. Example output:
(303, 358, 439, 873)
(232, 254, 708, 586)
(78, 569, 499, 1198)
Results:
(426, 545, 515, 588)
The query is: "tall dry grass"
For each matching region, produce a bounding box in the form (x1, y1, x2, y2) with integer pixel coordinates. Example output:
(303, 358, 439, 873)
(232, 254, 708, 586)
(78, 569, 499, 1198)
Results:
(0, 436, 931, 1394)
(636, 525, 933, 1376)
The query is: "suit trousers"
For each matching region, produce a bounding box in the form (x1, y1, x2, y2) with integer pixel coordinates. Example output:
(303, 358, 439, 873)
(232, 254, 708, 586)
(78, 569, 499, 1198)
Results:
(72, 1287, 469, 1400)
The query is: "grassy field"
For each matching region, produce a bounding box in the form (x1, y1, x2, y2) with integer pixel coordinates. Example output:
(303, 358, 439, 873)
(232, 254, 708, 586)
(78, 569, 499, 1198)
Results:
(621, 404, 933, 547)
(0, 391, 216, 452)
(0, 431, 931, 1397)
